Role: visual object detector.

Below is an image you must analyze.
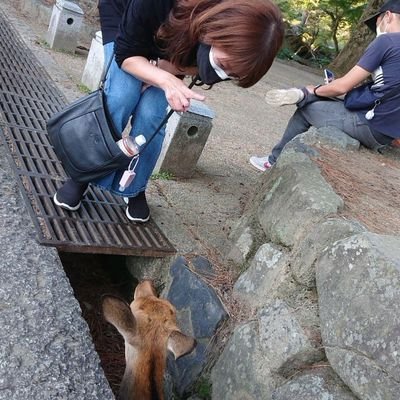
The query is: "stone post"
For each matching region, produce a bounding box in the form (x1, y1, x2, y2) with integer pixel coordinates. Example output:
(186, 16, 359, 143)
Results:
(46, 0, 84, 53)
(81, 31, 105, 91)
(154, 100, 215, 178)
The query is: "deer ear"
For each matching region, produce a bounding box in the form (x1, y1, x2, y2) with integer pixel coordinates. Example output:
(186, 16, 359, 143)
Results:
(102, 295, 137, 344)
(134, 280, 157, 299)
(167, 331, 197, 360)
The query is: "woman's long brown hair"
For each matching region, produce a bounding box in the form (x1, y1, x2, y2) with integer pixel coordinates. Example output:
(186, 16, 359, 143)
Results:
(157, 0, 284, 88)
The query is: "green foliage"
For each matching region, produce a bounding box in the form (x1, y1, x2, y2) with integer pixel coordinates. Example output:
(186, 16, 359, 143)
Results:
(150, 171, 174, 180)
(194, 376, 212, 399)
(35, 39, 50, 48)
(77, 83, 91, 94)
(277, 46, 295, 60)
(277, 0, 366, 65)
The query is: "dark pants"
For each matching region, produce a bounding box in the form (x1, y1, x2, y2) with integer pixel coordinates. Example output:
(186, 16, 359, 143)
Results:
(270, 93, 390, 164)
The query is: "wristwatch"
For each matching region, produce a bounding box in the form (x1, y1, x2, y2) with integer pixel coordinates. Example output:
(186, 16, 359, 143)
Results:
(314, 84, 322, 96)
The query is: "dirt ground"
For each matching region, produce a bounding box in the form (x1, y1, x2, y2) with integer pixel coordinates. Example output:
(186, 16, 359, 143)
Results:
(315, 146, 400, 236)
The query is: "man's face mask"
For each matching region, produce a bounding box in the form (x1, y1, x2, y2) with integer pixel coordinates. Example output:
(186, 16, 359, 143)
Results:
(376, 14, 388, 36)
(197, 44, 231, 85)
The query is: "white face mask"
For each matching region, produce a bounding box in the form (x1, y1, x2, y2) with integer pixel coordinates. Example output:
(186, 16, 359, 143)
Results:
(209, 47, 230, 80)
(376, 15, 388, 36)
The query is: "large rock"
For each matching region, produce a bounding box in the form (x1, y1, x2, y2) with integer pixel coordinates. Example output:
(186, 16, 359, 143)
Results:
(164, 257, 228, 397)
(233, 243, 289, 310)
(291, 218, 365, 287)
(211, 300, 324, 400)
(272, 367, 357, 400)
(300, 126, 360, 151)
(211, 322, 277, 400)
(227, 220, 255, 265)
(257, 151, 343, 247)
(233, 241, 321, 332)
(126, 255, 174, 287)
(316, 233, 400, 400)
(257, 300, 324, 377)
(227, 214, 267, 266)
(227, 130, 348, 261)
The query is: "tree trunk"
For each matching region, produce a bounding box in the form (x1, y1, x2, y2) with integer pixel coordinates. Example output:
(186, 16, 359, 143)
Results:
(331, 19, 340, 55)
(329, 0, 384, 75)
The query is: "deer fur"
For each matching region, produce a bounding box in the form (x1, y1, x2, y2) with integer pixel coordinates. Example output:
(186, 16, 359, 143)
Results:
(102, 280, 196, 400)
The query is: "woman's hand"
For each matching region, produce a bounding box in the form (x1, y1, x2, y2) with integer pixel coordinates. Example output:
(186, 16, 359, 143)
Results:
(157, 60, 203, 111)
(159, 74, 205, 112)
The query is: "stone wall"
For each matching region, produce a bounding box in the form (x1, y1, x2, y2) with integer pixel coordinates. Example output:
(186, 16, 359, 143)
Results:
(125, 127, 400, 399)
(210, 127, 400, 399)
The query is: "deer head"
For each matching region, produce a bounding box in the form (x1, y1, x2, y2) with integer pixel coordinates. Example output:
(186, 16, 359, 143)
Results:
(102, 280, 196, 400)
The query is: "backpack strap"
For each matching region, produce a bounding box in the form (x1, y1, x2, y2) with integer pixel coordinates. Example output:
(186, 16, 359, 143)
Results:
(99, 52, 114, 90)
(379, 84, 400, 103)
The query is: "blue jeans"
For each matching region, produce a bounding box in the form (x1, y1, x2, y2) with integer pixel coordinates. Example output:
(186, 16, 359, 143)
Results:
(93, 42, 168, 197)
(269, 92, 389, 164)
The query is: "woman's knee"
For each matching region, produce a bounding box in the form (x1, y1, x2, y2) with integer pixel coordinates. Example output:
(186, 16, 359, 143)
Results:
(135, 87, 168, 122)
(106, 65, 142, 102)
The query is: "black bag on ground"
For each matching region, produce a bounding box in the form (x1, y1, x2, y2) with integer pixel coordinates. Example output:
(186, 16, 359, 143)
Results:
(47, 88, 131, 183)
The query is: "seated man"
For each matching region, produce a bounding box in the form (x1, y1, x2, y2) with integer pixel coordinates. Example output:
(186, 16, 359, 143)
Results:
(250, 0, 400, 172)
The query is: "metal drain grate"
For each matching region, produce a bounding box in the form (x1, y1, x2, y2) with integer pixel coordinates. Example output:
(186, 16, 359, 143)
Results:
(0, 10, 175, 257)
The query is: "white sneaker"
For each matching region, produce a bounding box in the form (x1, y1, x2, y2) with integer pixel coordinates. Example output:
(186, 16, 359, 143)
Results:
(265, 88, 304, 106)
(249, 156, 273, 172)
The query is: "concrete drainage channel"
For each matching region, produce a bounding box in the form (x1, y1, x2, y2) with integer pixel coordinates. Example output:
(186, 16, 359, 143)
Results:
(59, 251, 136, 396)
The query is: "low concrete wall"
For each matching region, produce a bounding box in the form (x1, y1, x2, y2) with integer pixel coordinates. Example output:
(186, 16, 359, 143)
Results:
(0, 142, 114, 399)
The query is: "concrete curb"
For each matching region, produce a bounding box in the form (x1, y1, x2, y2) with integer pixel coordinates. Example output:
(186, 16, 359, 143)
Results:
(0, 145, 114, 398)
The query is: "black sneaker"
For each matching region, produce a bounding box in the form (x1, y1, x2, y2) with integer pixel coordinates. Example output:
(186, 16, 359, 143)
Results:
(53, 179, 88, 211)
(126, 191, 150, 223)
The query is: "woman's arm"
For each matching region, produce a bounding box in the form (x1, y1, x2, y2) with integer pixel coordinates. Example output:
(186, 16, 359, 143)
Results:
(157, 59, 198, 77)
(122, 56, 205, 112)
(117, 0, 204, 112)
(307, 65, 371, 97)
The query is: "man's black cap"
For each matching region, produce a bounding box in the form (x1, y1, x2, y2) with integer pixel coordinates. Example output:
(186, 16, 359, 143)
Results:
(364, 0, 400, 31)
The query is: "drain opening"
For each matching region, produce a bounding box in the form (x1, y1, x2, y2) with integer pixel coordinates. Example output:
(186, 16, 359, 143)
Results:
(59, 251, 137, 396)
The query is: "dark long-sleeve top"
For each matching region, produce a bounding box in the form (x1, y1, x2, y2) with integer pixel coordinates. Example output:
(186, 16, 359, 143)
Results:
(114, 0, 175, 67)
(98, 0, 129, 45)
